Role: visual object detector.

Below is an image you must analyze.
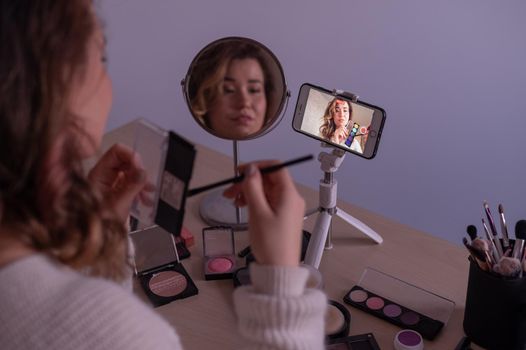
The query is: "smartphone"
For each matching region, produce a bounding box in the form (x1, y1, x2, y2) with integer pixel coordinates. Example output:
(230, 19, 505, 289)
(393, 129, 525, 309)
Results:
(292, 83, 386, 159)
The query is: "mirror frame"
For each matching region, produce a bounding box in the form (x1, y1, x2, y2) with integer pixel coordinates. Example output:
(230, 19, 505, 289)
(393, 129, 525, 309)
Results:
(182, 36, 288, 141)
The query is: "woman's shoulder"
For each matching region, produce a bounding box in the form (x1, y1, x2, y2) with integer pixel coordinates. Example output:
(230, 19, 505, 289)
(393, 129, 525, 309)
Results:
(0, 254, 182, 350)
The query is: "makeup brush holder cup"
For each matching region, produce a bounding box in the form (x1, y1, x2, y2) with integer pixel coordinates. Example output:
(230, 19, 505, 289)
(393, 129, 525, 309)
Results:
(463, 259, 526, 350)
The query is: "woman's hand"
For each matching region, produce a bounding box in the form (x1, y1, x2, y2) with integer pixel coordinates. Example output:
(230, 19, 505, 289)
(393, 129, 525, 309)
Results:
(330, 126, 349, 144)
(223, 161, 305, 266)
(88, 143, 154, 222)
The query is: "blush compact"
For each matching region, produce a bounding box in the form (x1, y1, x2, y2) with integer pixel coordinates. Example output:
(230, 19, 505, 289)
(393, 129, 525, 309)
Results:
(130, 225, 198, 307)
(202, 226, 237, 280)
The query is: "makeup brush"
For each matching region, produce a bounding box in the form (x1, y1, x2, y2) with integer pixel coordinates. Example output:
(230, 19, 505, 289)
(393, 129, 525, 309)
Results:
(483, 200, 498, 235)
(482, 218, 500, 261)
(463, 237, 488, 270)
(493, 257, 522, 279)
(498, 204, 510, 249)
(187, 154, 314, 197)
(466, 225, 478, 242)
(513, 220, 526, 259)
(470, 237, 494, 267)
(483, 201, 504, 258)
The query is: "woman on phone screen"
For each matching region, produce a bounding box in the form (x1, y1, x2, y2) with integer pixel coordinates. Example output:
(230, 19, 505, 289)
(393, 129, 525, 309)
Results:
(319, 98, 363, 153)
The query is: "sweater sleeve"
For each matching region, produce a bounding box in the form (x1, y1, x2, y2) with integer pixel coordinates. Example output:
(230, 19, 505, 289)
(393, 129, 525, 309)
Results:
(233, 264, 327, 350)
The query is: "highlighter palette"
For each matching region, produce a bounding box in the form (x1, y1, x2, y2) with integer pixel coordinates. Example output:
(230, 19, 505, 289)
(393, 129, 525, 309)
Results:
(130, 225, 198, 307)
(343, 268, 455, 340)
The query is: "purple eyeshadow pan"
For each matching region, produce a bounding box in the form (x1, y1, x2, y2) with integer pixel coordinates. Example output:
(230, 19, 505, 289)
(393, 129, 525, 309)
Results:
(400, 311, 420, 325)
(397, 330, 422, 346)
(383, 304, 402, 317)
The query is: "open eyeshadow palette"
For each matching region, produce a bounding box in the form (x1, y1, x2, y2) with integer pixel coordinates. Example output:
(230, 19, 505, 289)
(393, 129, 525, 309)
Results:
(129, 118, 196, 236)
(343, 268, 455, 340)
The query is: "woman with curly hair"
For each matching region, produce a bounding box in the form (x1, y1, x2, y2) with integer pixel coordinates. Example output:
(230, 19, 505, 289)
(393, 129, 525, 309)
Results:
(0, 1, 326, 349)
(188, 40, 276, 140)
(319, 98, 363, 153)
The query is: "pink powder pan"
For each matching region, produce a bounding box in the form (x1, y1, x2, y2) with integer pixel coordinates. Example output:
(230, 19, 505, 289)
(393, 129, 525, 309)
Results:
(202, 226, 237, 280)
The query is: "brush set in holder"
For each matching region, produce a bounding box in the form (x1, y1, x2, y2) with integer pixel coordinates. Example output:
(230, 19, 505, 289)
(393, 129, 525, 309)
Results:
(462, 201, 526, 350)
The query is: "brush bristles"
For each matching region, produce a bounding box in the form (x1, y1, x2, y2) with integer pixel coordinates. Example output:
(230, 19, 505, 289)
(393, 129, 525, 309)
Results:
(493, 257, 521, 278)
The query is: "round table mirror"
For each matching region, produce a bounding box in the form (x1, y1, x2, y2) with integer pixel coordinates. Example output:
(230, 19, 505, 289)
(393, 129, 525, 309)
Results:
(182, 37, 289, 228)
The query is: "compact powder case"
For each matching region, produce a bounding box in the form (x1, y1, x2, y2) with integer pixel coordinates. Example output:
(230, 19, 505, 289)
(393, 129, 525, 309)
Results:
(233, 266, 251, 287)
(130, 225, 198, 307)
(325, 300, 351, 341)
(327, 333, 381, 350)
(343, 267, 455, 340)
(202, 226, 237, 280)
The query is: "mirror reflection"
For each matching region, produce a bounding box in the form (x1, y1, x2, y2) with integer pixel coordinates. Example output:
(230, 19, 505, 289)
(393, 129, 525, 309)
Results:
(184, 37, 287, 140)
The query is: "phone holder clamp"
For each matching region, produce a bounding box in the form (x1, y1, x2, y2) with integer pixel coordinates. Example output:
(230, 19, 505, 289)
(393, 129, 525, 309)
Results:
(332, 89, 359, 102)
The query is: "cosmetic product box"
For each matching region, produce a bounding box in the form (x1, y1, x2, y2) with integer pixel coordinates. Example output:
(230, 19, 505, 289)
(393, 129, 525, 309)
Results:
(343, 267, 455, 340)
(463, 258, 526, 349)
(130, 225, 198, 307)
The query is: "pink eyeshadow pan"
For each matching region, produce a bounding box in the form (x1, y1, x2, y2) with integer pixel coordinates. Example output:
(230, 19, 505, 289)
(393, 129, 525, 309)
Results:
(366, 297, 384, 310)
(149, 270, 187, 297)
(208, 257, 233, 273)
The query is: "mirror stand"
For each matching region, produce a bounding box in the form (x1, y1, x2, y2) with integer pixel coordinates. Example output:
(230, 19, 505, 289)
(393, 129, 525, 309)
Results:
(199, 140, 248, 230)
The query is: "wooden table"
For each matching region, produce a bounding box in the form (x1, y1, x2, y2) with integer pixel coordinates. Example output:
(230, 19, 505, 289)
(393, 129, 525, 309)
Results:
(100, 122, 478, 350)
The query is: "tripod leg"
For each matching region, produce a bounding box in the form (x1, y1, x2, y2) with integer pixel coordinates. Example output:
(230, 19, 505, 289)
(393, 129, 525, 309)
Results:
(304, 207, 319, 220)
(304, 211, 332, 268)
(335, 207, 383, 244)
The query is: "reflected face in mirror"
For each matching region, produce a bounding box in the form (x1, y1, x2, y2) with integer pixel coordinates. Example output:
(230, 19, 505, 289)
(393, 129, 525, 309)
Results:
(184, 37, 287, 141)
(207, 58, 267, 139)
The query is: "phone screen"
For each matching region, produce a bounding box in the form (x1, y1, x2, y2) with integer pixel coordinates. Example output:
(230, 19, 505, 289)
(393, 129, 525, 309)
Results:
(293, 84, 385, 159)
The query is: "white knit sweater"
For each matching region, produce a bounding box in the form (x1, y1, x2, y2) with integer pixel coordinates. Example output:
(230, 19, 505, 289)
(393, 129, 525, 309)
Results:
(0, 255, 326, 349)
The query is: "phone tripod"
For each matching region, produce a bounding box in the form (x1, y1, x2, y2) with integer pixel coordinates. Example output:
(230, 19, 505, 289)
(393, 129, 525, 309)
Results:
(303, 145, 383, 269)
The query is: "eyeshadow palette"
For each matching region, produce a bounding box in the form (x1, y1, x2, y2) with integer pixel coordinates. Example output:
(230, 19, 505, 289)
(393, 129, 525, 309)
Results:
(343, 268, 455, 340)
(327, 333, 381, 350)
(344, 285, 443, 339)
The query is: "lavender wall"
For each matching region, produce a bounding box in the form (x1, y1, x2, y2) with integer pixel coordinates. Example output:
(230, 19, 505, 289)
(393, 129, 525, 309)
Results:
(100, 0, 526, 244)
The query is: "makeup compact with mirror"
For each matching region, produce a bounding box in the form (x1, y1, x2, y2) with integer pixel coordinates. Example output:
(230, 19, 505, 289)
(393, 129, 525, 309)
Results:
(130, 225, 198, 307)
(181, 36, 290, 229)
